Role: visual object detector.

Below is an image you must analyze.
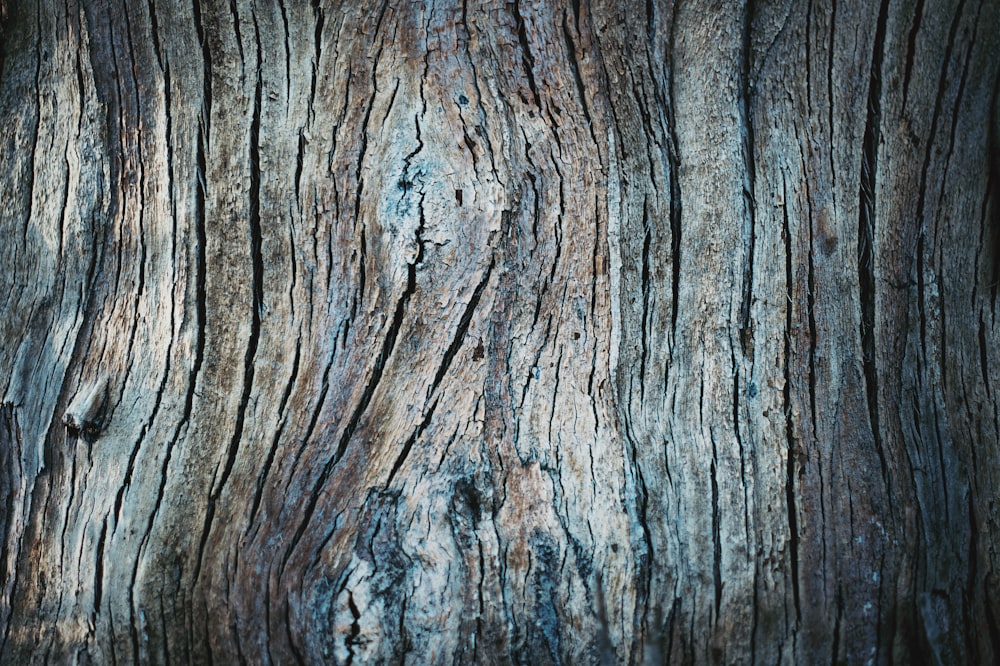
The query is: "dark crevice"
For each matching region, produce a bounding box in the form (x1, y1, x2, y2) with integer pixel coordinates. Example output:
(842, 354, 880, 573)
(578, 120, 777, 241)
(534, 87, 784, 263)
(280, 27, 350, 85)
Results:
(732, 371, 750, 544)
(279, 0, 291, 100)
(429, 260, 494, 397)
(931, 402, 950, 524)
(380, 79, 401, 132)
(925, 0, 969, 396)
(521, 315, 553, 408)
(549, 144, 565, 284)
(21, 5, 41, 245)
(664, 15, 682, 340)
(827, 0, 837, 186)
(192, 0, 212, 135)
(739, 0, 757, 359)
(195, 20, 265, 583)
(561, 13, 598, 148)
(640, 202, 651, 400)
(113, 33, 177, 520)
(247, 338, 301, 532)
(590, 195, 601, 323)
(345, 591, 361, 666)
(511, 0, 542, 108)
(988, 71, 1000, 301)
(859, 0, 890, 484)
(807, 234, 817, 440)
(147, 0, 163, 71)
(385, 396, 439, 488)
(295, 130, 305, 205)
(309, 0, 323, 114)
(901, 0, 926, 114)
(917, 236, 927, 354)
(227, 0, 244, 81)
(286, 225, 419, 563)
(134, 105, 209, 645)
(92, 516, 107, 616)
(351, 40, 385, 309)
(710, 454, 722, 619)
(831, 589, 843, 664)
(782, 175, 802, 621)
(966, 491, 979, 662)
(114, 341, 172, 525)
(913, 0, 966, 263)
(546, 348, 564, 454)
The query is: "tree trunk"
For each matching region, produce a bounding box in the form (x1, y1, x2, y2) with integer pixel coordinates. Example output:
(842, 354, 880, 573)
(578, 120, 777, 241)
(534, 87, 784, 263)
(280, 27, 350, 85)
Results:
(1, 0, 998, 663)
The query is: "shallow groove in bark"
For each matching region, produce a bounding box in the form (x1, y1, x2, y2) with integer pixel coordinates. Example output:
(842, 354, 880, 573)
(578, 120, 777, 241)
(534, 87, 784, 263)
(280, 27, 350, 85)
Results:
(925, 1, 968, 399)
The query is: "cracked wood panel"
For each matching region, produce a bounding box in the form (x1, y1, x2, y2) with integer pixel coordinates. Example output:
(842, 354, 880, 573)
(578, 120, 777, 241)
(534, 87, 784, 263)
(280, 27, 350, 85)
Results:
(0, 0, 998, 664)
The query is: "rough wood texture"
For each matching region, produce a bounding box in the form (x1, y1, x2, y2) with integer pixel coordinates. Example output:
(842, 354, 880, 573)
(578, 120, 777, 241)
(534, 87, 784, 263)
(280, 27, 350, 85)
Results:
(1, 0, 998, 663)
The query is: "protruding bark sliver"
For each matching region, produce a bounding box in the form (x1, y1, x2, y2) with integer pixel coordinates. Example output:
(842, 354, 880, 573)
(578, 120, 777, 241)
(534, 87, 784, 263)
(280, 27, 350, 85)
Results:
(63, 376, 108, 437)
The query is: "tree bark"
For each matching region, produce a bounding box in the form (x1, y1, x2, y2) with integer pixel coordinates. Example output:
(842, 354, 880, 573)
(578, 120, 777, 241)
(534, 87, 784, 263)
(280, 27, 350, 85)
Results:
(1, 0, 999, 663)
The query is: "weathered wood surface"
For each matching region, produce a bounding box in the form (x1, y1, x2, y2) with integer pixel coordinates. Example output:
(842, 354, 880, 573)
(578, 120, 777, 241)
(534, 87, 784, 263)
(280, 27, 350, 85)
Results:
(1, 0, 998, 663)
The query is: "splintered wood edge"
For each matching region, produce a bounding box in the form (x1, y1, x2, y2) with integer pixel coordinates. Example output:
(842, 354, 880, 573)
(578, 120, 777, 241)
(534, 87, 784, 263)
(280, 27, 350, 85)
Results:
(63, 376, 109, 435)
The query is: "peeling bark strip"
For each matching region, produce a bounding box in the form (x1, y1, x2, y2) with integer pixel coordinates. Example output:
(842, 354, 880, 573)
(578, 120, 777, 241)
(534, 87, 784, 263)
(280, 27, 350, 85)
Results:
(1, 0, 999, 663)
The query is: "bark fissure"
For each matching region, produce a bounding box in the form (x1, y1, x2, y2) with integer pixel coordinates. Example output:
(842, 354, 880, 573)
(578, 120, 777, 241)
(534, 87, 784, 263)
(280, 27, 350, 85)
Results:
(859, 0, 889, 481)
(640, 202, 651, 400)
(916, 0, 968, 399)
(429, 259, 494, 399)
(192, 0, 212, 134)
(247, 339, 301, 532)
(782, 174, 802, 622)
(663, 16, 682, 342)
(561, 12, 598, 149)
(385, 396, 439, 488)
(212, 11, 265, 501)
(227, 0, 245, 81)
(739, 0, 757, 360)
(710, 454, 722, 619)
(511, 0, 541, 109)
(286, 205, 421, 566)
(901, 0, 927, 114)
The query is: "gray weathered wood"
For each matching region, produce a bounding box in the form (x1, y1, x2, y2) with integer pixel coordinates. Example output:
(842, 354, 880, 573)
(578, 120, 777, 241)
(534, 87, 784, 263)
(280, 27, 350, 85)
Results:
(1, 0, 998, 663)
